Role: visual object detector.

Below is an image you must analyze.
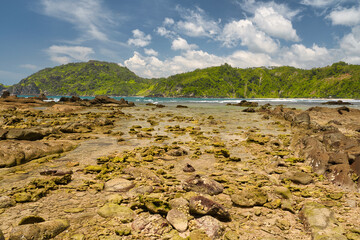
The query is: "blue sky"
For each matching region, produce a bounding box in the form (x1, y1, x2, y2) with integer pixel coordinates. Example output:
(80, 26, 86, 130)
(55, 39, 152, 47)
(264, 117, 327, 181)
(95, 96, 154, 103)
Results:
(1, 0, 360, 85)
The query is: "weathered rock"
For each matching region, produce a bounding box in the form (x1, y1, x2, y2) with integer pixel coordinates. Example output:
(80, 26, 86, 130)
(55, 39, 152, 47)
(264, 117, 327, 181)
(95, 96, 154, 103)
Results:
(247, 134, 270, 145)
(183, 163, 195, 172)
(301, 136, 329, 174)
(123, 167, 161, 183)
(293, 112, 310, 127)
(105, 178, 135, 192)
(327, 164, 355, 188)
(322, 100, 352, 105)
(286, 171, 313, 185)
(97, 203, 135, 222)
(0, 229, 4, 240)
(6, 128, 54, 141)
(139, 194, 170, 214)
(183, 175, 223, 195)
(189, 229, 211, 240)
(323, 131, 358, 151)
(274, 186, 292, 199)
(242, 107, 256, 113)
(195, 215, 223, 240)
(167, 147, 188, 156)
(0, 129, 8, 140)
(328, 152, 349, 165)
(231, 187, 268, 207)
(0, 140, 75, 168)
(9, 219, 69, 240)
(189, 196, 230, 221)
(131, 213, 171, 236)
(1, 90, 10, 98)
(299, 202, 347, 240)
(169, 198, 189, 213)
(127, 186, 154, 198)
(166, 209, 188, 232)
(0, 196, 16, 208)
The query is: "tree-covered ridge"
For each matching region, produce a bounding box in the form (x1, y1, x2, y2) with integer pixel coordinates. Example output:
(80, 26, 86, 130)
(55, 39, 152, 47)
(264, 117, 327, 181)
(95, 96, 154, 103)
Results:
(0, 83, 5, 92)
(7, 60, 360, 98)
(9, 61, 153, 96)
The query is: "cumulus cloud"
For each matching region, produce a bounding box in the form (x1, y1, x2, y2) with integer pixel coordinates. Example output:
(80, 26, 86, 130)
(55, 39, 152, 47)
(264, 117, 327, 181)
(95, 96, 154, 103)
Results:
(163, 18, 175, 25)
(253, 7, 300, 41)
(144, 48, 158, 56)
(340, 26, 360, 63)
(171, 37, 198, 51)
(40, 0, 114, 42)
(46, 45, 94, 64)
(220, 19, 279, 53)
(127, 29, 151, 47)
(327, 6, 360, 26)
(175, 6, 220, 37)
(156, 26, 176, 39)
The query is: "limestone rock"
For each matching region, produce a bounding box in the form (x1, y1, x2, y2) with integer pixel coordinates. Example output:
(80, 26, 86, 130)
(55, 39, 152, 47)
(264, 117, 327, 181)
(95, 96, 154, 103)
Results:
(299, 202, 347, 240)
(195, 215, 223, 240)
(166, 209, 188, 232)
(183, 175, 223, 195)
(97, 203, 135, 222)
(105, 178, 135, 192)
(189, 196, 230, 221)
(139, 194, 170, 214)
(9, 219, 69, 240)
(231, 187, 268, 207)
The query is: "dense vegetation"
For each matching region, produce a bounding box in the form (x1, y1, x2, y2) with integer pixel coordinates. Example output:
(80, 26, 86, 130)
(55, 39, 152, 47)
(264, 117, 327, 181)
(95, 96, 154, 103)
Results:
(7, 60, 360, 98)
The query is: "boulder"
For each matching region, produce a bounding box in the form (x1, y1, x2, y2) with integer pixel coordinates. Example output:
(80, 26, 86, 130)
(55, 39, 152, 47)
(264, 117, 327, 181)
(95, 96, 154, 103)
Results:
(1, 90, 10, 98)
(327, 164, 355, 188)
(328, 152, 349, 165)
(299, 202, 346, 240)
(231, 187, 268, 207)
(97, 203, 135, 222)
(293, 112, 310, 127)
(166, 209, 188, 232)
(9, 219, 69, 240)
(195, 215, 223, 240)
(0, 129, 8, 140)
(139, 194, 170, 215)
(183, 175, 224, 195)
(5, 128, 54, 141)
(189, 196, 230, 221)
(286, 171, 313, 185)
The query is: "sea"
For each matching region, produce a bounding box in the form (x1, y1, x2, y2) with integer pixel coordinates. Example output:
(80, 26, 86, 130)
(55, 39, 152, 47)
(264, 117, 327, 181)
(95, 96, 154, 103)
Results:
(19, 95, 360, 110)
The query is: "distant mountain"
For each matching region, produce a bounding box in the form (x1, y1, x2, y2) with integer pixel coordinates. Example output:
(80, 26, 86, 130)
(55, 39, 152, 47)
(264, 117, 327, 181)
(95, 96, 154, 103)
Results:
(8, 60, 360, 98)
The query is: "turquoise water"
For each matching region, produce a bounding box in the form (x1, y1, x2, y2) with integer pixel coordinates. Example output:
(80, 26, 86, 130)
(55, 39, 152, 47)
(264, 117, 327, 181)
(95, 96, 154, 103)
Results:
(18, 95, 360, 109)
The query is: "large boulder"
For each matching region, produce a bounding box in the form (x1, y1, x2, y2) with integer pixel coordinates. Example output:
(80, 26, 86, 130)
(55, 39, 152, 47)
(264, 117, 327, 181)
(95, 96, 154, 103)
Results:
(9, 219, 69, 240)
(299, 202, 346, 240)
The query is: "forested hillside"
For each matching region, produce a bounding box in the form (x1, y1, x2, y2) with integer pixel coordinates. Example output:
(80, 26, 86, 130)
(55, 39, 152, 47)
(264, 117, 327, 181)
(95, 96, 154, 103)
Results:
(7, 60, 360, 98)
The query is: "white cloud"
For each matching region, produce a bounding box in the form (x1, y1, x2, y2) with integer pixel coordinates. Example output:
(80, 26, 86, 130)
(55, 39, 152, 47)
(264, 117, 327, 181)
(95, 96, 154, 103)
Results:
(253, 7, 300, 41)
(46, 45, 94, 64)
(156, 26, 176, 39)
(171, 37, 198, 51)
(327, 6, 360, 26)
(175, 6, 220, 37)
(20, 64, 38, 70)
(127, 29, 151, 47)
(301, 0, 340, 8)
(41, 0, 114, 42)
(220, 19, 279, 53)
(340, 26, 360, 63)
(164, 18, 175, 25)
(144, 48, 158, 56)
(278, 44, 333, 68)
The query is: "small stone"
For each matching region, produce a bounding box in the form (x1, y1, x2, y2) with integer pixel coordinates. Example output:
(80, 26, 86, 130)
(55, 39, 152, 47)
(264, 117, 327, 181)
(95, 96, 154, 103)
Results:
(281, 199, 295, 213)
(105, 178, 135, 192)
(231, 187, 268, 207)
(183, 175, 223, 195)
(189, 196, 230, 221)
(64, 208, 84, 213)
(274, 186, 292, 199)
(275, 219, 290, 230)
(264, 199, 281, 209)
(106, 194, 123, 204)
(224, 230, 239, 240)
(19, 215, 45, 225)
(70, 233, 85, 240)
(166, 209, 188, 232)
(115, 226, 131, 236)
(287, 171, 313, 185)
(183, 163, 195, 172)
(13, 192, 32, 203)
(97, 203, 135, 222)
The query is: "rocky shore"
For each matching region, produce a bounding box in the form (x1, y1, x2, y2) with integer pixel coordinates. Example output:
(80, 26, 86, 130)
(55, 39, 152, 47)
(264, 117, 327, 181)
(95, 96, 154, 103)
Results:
(0, 95, 359, 240)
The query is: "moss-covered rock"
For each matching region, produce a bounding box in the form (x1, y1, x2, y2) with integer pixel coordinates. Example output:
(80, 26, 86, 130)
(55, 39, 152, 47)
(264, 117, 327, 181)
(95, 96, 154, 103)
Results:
(97, 203, 135, 222)
(231, 187, 268, 207)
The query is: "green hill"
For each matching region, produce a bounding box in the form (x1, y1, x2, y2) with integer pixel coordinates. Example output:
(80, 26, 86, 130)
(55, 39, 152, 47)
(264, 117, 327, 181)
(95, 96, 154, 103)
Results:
(7, 60, 360, 98)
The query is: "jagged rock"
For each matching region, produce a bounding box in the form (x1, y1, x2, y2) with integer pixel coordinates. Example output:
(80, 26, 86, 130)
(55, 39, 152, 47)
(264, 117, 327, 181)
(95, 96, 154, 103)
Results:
(322, 100, 352, 105)
(183, 163, 195, 172)
(105, 178, 135, 192)
(123, 167, 161, 183)
(299, 202, 347, 240)
(300, 136, 329, 175)
(0, 229, 4, 240)
(328, 151, 349, 165)
(189, 196, 230, 221)
(231, 187, 268, 207)
(293, 112, 310, 127)
(9, 219, 69, 240)
(183, 175, 224, 195)
(131, 213, 171, 236)
(97, 203, 135, 222)
(139, 194, 170, 214)
(195, 215, 223, 240)
(167, 147, 188, 156)
(286, 171, 313, 185)
(0, 196, 16, 208)
(166, 209, 188, 232)
(327, 164, 355, 188)
(323, 131, 358, 151)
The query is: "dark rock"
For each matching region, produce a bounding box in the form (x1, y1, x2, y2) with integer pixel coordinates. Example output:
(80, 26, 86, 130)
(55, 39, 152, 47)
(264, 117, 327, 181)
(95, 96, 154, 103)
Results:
(0, 129, 8, 140)
(189, 196, 230, 221)
(183, 175, 224, 195)
(328, 152, 348, 165)
(242, 107, 256, 113)
(301, 136, 329, 174)
(0, 229, 4, 240)
(1, 90, 10, 98)
(322, 100, 352, 105)
(323, 131, 358, 150)
(176, 105, 188, 108)
(337, 106, 350, 115)
(228, 100, 258, 107)
(19, 216, 45, 225)
(350, 156, 360, 176)
(167, 147, 188, 156)
(183, 163, 195, 172)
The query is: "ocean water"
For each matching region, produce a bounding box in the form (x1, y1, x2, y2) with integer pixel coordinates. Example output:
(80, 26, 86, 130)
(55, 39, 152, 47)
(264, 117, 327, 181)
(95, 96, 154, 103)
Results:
(18, 95, 360, 109)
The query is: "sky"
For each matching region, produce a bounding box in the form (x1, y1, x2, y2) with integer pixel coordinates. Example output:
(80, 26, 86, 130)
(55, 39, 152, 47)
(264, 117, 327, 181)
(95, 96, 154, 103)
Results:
(1, 0, 360, 85)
